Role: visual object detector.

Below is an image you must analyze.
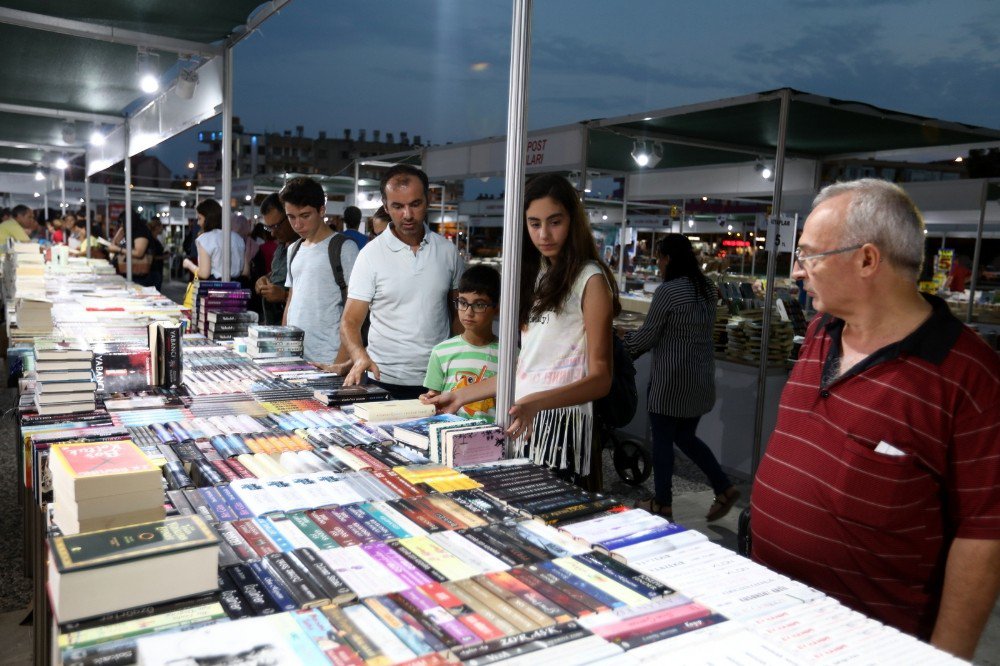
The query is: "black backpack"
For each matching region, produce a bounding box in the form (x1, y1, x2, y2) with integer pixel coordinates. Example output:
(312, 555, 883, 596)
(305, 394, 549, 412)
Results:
(288, 233, 369, 345)
(594, 333, 638, 428)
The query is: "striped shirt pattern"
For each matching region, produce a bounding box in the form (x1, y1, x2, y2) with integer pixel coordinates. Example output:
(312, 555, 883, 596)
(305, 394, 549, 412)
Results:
(751, 296, 1000, 638)
(423, 334, 499, 421)
(623, 276, 716, 418)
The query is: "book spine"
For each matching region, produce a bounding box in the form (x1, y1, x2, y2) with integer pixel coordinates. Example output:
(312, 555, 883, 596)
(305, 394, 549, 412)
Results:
(222, 563, 279, 615)
(197, 486, 236, 522)
(290, 610, 365, 666)
(536, 560, 625, 609)
(246, 559, 298, 611)
(290, 547, 354, 603)
(288, 511, 339, 550)
(231, 518, 280, 557)
(321, 603, 389, 665)
(264, 551, 327, 608)
(216, 571, 253, 619)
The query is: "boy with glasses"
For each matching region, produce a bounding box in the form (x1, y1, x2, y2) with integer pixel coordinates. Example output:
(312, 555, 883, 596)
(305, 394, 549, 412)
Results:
(420, 265, 500, 421)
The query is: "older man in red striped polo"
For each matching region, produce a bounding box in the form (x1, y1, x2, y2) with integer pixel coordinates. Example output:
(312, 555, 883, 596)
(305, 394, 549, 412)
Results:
(751, 179, 1000, 660)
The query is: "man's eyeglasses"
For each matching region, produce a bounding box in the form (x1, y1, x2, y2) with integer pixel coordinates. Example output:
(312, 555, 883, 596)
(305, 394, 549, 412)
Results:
(453, 299, 494, 313)
(262, 217, 288, 231)
(793, 244, 863, 269)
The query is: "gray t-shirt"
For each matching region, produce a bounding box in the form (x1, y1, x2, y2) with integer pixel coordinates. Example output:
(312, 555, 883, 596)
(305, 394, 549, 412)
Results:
(285, 234, 358, 363)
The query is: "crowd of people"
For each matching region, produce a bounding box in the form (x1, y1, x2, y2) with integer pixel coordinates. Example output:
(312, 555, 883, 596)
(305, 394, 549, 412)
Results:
(3, 170, 997, 659)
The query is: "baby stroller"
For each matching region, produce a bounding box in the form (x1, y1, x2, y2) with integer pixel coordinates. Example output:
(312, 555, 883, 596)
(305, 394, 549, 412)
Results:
(596, 412, 652, 486)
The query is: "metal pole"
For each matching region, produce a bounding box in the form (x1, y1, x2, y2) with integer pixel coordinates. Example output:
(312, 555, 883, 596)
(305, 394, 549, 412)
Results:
(751, 89, 791, 479)
(60, 173, 66, 224)
(104, 199, 110, 239)
(220, 44, 234, 281)
(617, 179, 628, 290)
(84, 157, 91, 259)
(966, 180, 989, 323)
(787, 213, 798, 278)
(124, 118, 133, 283)
(353, 160, 363, 233)
(496, 0, 533, 455)
(43, 192, 48, 222)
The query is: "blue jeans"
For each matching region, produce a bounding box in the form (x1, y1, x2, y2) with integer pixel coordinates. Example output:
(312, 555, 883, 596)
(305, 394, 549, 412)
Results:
(650, 413, 731, 505)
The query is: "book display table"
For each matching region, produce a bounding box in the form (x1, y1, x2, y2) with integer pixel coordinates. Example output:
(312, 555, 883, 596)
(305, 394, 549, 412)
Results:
(9, 258, 961, 665)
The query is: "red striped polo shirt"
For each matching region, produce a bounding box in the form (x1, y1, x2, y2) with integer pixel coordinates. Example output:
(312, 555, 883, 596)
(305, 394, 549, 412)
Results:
(751, 295, 1000, 639)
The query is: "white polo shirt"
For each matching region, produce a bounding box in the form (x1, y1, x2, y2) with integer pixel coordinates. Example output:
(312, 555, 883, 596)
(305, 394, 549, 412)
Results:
(348, 223, 463, 385)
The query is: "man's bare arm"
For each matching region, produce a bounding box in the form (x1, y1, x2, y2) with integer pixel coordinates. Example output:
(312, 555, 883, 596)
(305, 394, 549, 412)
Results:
(931, 537, 1000, 660)
(339, 298, 379, 385)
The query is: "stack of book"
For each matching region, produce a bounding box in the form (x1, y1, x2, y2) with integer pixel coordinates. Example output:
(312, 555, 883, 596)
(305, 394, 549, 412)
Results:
(246, 325, 304, 359)
(148, 321, 183, 388)
(47, 515, 219, 623)
(15, 296, 53, 333)
(311, 377, 392, 406)
(33, 346, 96, 415)
(192, 282, 248, 334)
(49, 440, 165, 534)
(206, 310, 258, 342)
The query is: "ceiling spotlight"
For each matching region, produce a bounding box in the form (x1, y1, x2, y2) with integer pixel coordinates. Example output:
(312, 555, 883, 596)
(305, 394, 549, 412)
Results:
(79, 198, 85, 204)
(701, 196, 708, 201)
(954, 156, 963, 163)
(755, 162, 774, 180)
(62, 121, 77, 145)
(601, 214, 608, 221)
(180, 200, 187, 208)
(244, 194, 252, 201)
(630, 140, 663, 168)
(185, 181, 192, 187)
(34, 168, 45, 181)
(137, 47, 160, 94)
(137, 206, 143, 212)
(54, 157, 69, 170)
(89, 130, 106, 147)
(175, 67, 199, 100)
(727, 224, 733, 231)
(33, 192, 40, 198)
(187, 161, 195, 170)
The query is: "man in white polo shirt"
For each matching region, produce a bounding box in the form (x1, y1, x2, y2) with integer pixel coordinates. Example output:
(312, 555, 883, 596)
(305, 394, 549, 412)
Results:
(339, 165, 463, 399)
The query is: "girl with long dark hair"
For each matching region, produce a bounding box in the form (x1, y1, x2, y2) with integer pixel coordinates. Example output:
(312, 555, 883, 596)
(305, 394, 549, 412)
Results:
(623, 233, 739, 520)
(427, 174, 619, 487)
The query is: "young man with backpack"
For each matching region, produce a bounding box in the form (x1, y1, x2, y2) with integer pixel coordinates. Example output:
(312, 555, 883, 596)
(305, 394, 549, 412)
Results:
(280, 177, 359, 365)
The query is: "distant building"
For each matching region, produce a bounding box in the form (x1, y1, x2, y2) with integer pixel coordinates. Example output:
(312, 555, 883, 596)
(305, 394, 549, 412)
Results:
(195, 118, 425, 182)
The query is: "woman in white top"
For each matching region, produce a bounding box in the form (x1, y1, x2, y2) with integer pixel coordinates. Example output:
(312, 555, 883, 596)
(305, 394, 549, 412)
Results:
(428, 174, 618, 488)
(182, 199, 245, 280)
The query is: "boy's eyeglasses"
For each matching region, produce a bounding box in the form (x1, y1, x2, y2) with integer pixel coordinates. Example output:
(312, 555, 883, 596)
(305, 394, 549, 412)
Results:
(453, 299, 494, 313)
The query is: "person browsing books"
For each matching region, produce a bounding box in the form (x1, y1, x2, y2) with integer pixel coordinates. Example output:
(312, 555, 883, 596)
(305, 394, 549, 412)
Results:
(425, 174, 618, 490)
(181, 199, 245, 281)
(621, 234, 739, 523)
(751, 179, 1000, 659)
(338, 165, 463, 400)
(280, 176, 359, 366)
(420, 264, 501, 421)
(255, 193, 299, 325)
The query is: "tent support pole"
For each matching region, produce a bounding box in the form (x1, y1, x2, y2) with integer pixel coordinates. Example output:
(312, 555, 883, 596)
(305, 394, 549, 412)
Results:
(84, 158, 91, 259)
(497, 0, 532, 457)
(617, 179, 627, 290)
(220, 44, 234, 281)
(124, 118, 133, 283)
(966, 180, 989, 323)
(751, 88, 791, 480)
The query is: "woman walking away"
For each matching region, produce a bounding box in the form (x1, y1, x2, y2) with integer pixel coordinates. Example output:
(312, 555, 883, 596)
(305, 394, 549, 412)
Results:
(623, 233, 739, 521)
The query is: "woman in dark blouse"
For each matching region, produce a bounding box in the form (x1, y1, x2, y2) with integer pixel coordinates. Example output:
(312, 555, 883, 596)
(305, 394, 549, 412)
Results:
(623, 234, 739, 521)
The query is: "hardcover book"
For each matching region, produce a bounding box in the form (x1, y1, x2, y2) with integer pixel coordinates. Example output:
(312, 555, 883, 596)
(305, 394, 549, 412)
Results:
(48, 515, 219, 623)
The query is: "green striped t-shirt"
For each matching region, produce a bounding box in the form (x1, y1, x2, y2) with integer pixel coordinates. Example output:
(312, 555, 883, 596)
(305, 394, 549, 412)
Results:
(423, 334, 499, 421)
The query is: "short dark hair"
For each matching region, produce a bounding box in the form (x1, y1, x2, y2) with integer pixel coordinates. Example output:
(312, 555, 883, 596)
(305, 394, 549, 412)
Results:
(371, 205, 391, 223)
(279, 176, 326, 211)
(12, 204, 29, 217)
(344, 206, 362, 229)
(260, 193, 284, 216)
(380, 164, 429, 201)
(458, 264, 500, 305)
(196, 199, 223, 232)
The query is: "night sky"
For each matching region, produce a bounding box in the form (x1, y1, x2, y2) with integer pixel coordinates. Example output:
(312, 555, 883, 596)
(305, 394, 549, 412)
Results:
(151, 0, 1000, 174)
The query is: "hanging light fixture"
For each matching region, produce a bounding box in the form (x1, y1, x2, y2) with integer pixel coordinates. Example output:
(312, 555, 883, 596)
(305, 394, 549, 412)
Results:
(34, 166, 45, 181)
(61, 121, 77, 145)
(630, 140, 663, 168)
(89, 128, 106, 147)
(137, 47, 160, 94)
(175, 66, 199, 100)
(54, 157, 69, 170)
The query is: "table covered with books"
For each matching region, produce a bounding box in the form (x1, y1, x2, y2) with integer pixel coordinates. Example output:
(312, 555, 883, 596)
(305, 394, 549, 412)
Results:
(5, 244, 963, 666)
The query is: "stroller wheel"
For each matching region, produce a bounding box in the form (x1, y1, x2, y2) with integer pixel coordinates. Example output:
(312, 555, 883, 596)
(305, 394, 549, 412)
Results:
(613, 438, 652, 486)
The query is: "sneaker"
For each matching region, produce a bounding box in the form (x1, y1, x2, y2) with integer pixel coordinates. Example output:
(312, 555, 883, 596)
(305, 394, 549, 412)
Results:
(706, 487, 741, 522)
